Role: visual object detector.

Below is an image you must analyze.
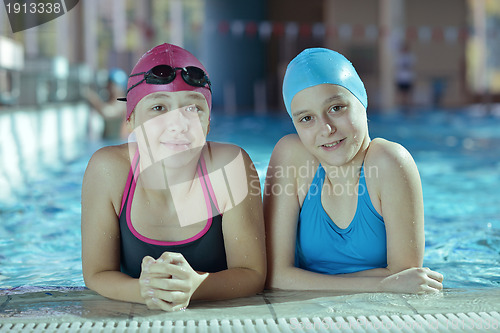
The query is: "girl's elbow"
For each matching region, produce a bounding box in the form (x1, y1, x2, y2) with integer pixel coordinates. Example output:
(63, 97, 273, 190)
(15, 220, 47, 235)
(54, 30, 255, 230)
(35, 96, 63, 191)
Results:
(251, 268, 267, 294)
(265, 267, 287, 290)
(83, 275, 98, 292)
(266, 278, 289, 291)
(243, 266, 267, 296)
(254, 274, 266, 294)
(82, 269, 103, 294)
(265, 278, 278, 290)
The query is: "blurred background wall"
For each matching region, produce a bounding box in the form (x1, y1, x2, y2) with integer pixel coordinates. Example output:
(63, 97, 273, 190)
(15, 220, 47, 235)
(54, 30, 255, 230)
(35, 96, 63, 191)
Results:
(0, 0, 499, 113)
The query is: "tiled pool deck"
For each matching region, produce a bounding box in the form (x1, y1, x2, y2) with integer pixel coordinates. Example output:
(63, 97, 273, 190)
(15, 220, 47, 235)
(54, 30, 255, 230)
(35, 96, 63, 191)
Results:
(1, 288, 499, 331)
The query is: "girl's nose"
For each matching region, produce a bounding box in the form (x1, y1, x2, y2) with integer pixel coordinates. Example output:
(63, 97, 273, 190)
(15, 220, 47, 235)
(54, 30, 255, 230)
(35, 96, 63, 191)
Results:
(321, 121, 335, 136)
(167, 109, 189, 133)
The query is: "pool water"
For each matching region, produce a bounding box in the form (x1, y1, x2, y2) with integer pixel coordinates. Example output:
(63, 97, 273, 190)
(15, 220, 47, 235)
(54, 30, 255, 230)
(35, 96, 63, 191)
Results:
(0, 109, 499, 290)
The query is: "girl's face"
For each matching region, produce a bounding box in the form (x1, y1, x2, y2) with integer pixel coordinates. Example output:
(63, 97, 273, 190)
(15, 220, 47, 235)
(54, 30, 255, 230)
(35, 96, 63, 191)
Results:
(290, 84, 369, 167)
(128, 90, 210, 169)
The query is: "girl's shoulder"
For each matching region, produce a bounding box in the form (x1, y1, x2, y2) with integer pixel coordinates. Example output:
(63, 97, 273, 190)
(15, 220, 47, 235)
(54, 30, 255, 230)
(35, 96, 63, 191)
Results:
(88, 143, 130, 167)
(204, 141, 254, 172)
(202, 142, 257, 213)
(82, 144, 132, 212)
(365, 138, 418, 178)
(272, 134, 317, 166)
(85, 143, 131, 182)
(269, 134, 319, 194)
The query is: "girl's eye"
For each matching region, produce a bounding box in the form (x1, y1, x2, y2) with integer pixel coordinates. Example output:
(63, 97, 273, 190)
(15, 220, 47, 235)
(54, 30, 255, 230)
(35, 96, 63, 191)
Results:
(152, 105, 165, 112)
(299, 115, 312, 123)
(329, 105, 343, 113)
(185, 105, 199, 113)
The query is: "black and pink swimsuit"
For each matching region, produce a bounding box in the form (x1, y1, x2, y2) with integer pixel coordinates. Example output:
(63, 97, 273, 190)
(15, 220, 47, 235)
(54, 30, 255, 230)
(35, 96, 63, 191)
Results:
(118, 152, 227, 278)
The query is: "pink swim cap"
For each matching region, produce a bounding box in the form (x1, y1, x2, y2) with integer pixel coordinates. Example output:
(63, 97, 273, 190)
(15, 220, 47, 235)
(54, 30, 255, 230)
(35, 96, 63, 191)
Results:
(125, 43, 212, 119)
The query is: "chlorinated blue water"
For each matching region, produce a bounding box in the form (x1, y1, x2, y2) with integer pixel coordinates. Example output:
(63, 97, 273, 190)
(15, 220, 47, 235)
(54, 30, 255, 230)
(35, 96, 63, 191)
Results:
(0, 109, 499, 290)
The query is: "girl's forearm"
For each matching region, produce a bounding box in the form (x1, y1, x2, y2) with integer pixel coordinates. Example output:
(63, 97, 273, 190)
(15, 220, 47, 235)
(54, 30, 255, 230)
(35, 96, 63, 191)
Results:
(192, 267, 265, 301)
(268, 266, 385, 292)
(341, 267, 392, 278)
(84, 271, 145, 304)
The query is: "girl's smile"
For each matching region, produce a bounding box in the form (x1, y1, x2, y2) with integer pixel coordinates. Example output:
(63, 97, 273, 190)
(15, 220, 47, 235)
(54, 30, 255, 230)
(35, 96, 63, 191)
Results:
(319, 138, 346, 150)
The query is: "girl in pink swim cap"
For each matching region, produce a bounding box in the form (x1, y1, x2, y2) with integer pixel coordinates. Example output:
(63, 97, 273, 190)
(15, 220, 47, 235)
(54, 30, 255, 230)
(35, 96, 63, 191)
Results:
(82, 43, 266, 311)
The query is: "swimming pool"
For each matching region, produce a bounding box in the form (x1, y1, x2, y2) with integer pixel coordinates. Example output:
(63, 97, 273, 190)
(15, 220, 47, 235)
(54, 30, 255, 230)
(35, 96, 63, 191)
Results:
(0, 106, 499, 290)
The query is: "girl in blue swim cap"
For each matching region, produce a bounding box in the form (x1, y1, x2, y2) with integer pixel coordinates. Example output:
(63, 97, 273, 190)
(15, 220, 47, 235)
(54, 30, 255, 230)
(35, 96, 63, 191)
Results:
(264, 48, 443, 293)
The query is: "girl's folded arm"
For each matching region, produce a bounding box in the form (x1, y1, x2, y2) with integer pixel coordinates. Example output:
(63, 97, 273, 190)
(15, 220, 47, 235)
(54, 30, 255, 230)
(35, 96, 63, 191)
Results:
(263, 137, 382, 291)
(370, 139, 425, 274)
(81, 148, 145, 304)
(263, 137, 441, 293)
(192, 148, 267, 300)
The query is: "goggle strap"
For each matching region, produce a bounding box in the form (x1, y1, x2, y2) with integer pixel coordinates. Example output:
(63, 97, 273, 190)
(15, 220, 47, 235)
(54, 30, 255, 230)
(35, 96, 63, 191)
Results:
(126, 78, 146, 94)
(125, 66, 211, 96)
(129, 72, 147, 77)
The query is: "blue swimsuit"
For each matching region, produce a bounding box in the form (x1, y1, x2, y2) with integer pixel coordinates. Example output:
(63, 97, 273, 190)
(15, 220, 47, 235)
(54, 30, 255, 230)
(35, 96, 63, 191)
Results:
(295, 164, 387, 274)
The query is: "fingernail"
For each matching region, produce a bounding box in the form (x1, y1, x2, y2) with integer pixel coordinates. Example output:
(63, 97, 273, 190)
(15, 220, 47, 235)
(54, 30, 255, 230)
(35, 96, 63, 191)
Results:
(147, 290, 154, 297)
(143, 278, 150, 285)
(152, 297, 159, 303)
(173, 305, 187, 311)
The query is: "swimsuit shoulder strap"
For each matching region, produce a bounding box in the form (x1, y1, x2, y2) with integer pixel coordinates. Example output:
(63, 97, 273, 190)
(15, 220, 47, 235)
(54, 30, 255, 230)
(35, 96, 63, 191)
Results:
(305, 164, 325, 200)
(198, 152, 221, 215)
(357, 163, 383, 220)
(119, 150, 140, 216)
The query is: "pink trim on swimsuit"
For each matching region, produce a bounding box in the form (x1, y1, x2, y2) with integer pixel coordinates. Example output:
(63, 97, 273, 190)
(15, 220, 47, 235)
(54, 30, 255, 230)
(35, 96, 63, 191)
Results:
(199, 154, 221, 215)
(119, 151, 140, 216)
(125, 155, 216, 246)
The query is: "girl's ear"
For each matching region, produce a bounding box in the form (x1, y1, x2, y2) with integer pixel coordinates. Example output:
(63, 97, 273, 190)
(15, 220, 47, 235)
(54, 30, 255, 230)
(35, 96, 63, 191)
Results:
(126, 112, 134, 132)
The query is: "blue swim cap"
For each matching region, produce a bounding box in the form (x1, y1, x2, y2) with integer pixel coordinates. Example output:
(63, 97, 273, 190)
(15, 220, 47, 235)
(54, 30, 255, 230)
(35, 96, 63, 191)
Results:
(108, 68, 128, 90)
(283, 48, 367, 116)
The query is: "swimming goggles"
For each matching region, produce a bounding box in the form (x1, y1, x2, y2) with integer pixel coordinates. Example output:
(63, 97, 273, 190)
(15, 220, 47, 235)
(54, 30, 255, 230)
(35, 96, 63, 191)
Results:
(123, 64, 212, 98)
